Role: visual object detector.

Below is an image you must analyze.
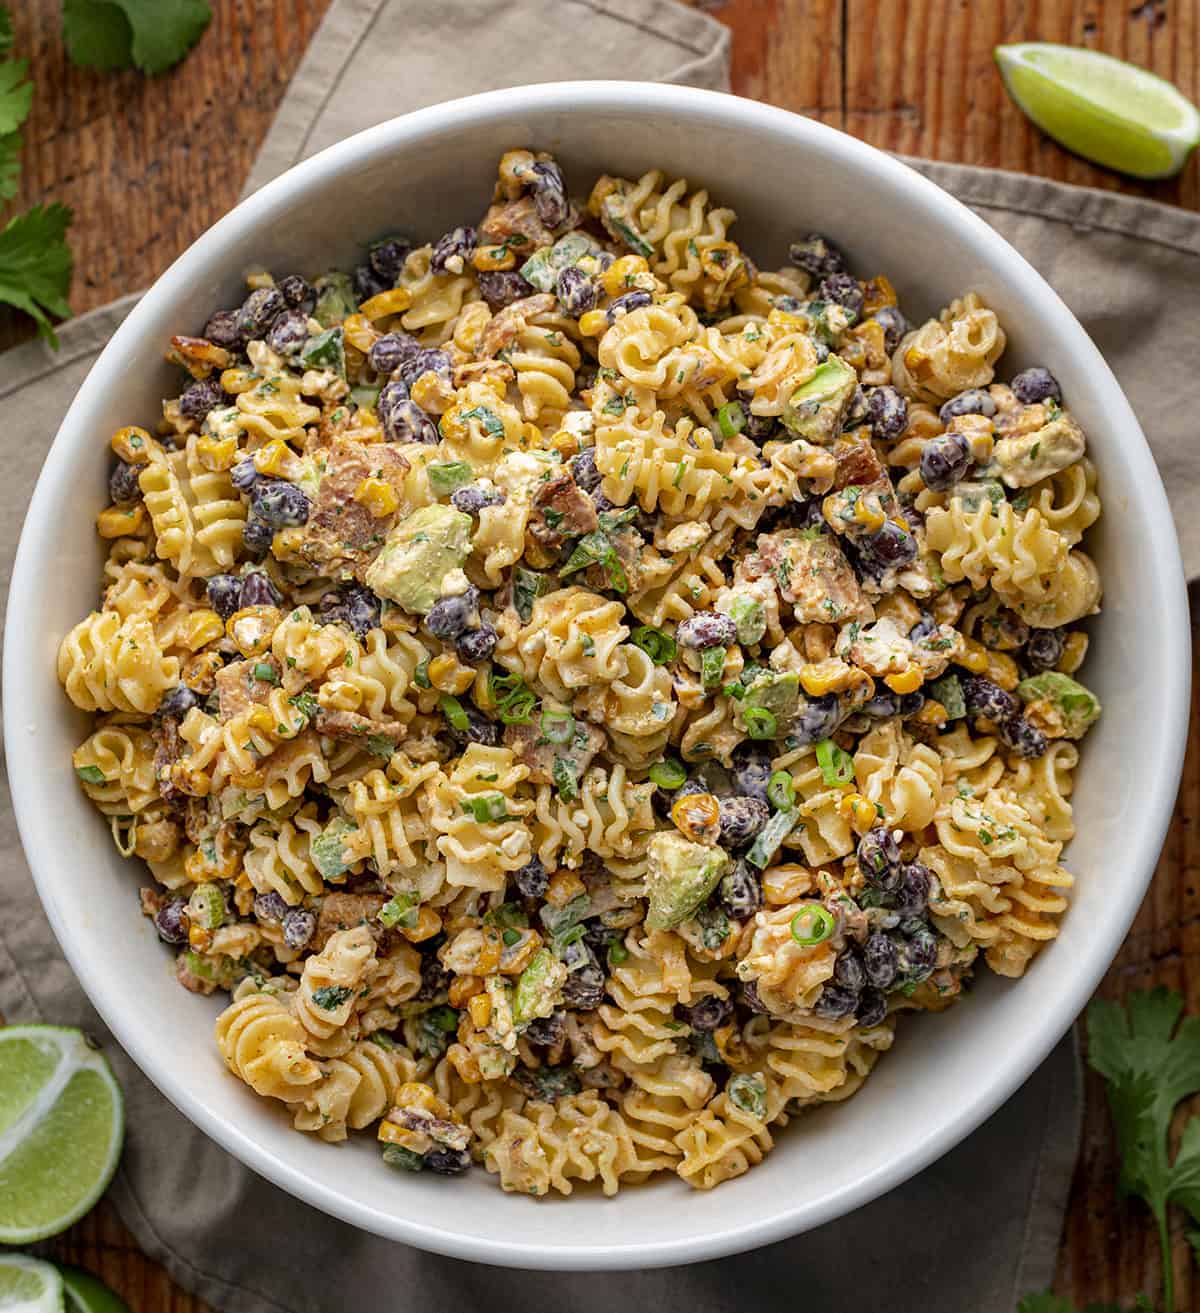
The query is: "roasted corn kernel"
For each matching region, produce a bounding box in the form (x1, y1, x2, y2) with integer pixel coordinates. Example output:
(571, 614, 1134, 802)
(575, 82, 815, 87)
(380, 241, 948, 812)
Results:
(1057, 631, 1089, 674)
(359, 287, 414, 320)
(448, 975, 485, 1007)
(341, 312, 379, 354)
(601, 255, 649, 297)
(468, 992, 493, 1029)
(428, 652, 475, 695)
(401, 906, 443, 944)
(959, 637, 990, 674)
(671, 792, 722, 845)
(836, 792, 878, 834)
(253, 439, 294, 477)
(195, 433, 240, 471)
(472, 244, 517, 272)
(227, 606, 282, 658)
(984, 650, 1020, 691)
(353, 477, 400, 518)
(578, 309, 609, 338)
(111, 426, 154, 464)
(183, 609, 225, 652)
(545, 869, 587, 907)
(96, 504, 146, 538)
(884, 666, 924, 695)
(913, 699, 949, 729)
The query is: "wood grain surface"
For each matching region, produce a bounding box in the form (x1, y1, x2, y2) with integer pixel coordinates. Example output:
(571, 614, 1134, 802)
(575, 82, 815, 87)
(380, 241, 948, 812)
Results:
(10, 0, 1199, 1307)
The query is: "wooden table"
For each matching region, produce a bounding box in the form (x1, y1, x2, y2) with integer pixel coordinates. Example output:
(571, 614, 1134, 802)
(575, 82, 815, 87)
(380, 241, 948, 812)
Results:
(13, 0, 1198, 1306)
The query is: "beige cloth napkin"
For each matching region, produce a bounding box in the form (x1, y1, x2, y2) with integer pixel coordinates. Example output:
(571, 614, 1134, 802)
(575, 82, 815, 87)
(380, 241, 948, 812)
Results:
(12, 0, 1200, 1306)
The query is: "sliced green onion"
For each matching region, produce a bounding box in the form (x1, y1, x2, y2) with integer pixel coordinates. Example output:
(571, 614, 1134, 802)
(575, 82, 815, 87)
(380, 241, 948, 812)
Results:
(727, 1071, 767, 1120)
(502, 927, 521, 947)
(378, 891, 420, 930)
(462, 792, 510, 823)
(553, 755, 579, 802)
(745, 807, 798, 869)
(743, 706, 778, 741)
(428, 1005, 460, 1032)
(631, 625, 677, 665)
(252, 661, 279, 685)
(187, 882, 226, 931)
(75, 764, 107, 785)
(790, 903, 835, 946)
(648, 758, 688, 791)
(490, 670, 538, 724)
(439, 693, 470, 732)
(540, 709, 575, 745)
(513, 566, 552, 623)
(382, 1145, 425, 1173)
(608, 941, 629, 966)
(427, 460, 474, 497)
(700, 645, 726, 691)
(815, 738, 855, 786)
(413, 657, 431, 689)
(767, 770, 795, 811)
(559, 528, 628, 593)
(717, 401, 746, 441)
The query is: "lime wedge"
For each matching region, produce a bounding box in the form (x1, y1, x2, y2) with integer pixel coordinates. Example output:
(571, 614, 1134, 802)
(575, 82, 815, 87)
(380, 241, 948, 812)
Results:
(0, 1255, 64, 1312)
(0, 1027, 124, 1244)
(995, 42, 1200, 179)
(55, 1268, 130, 1313)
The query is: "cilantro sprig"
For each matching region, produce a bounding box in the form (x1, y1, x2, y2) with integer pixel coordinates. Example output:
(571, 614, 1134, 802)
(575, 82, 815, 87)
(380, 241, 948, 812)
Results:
(62, 0, 212, 76)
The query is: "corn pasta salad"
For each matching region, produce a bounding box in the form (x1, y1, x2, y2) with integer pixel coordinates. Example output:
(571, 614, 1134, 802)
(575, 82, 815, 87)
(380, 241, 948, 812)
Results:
(58, 149, 1102, 1195)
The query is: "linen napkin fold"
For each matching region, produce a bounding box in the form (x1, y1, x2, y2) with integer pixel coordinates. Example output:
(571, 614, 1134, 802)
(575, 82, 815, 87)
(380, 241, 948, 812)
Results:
(5, 0, 1198, 1307)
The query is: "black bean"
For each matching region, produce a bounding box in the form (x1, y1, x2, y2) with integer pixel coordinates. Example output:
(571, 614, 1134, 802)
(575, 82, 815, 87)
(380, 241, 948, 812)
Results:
(718, 796, 770, 849)
(556, 266, 597, 317)
(206, 575, 242, 620)
(450, 485, 505, 516)
(894, 862, 931, 917)
(368, 237, 411, 285)
(730, 744, 772, 803)
(455, 623, 497, 663)
(858, 826, 902, 891)
(154, 900, 188, 944)
(239, 570, 283, 610)
(236, 287, 286, 342)
(744, 412, 780, 443)
(414, 954, 453, 1003)
(530, 159, 569, 228)
(863, 520, 917, 570)
(282, 908, 316, 950)
(939, 389, 996, 423)
(919, 430, 972, 491)
(833, 947, 866, 994)
(718, 859, 763, 920)
(431, 226, 477, 275)
(898, 925, 938, 983)
(1024, 628, 1065, 674)
(676, 995, 734, 1032)
(424, 1147, 471, 1176)
(369, 332, 421, 377)
(179, 377, 229, 421)
(318, 584, 381, 638)
(158, 684, 198, 719)
(961, 674, 1019, 723)
(863, 690, 900, 718)
(452, 705, 501, 748)
(266, 309, 311, 358)
(514, 856, 549, 898)
(813, 985, 859, 1020)
(605, 290, 651, 323)
(397, 348, 453, 391)
(277, 273, 316, 315)
(843, 386, 871, 431)
(867, 385, 908, 441)
(385, 397, 439, 445)
(242, 517, 274, 555)
(230, 458, 259, 492)
(352, 264, 387, 302)
(856, 986, 888, 1027)
(788, 233, 846, 278)
(109, 460, 142, 505)
(569, 448, 601, 493)
(1011, 367, 1061, 405)
(253, 891, 289, 924)
(477, 271, 535, 309)
(561, 961, 605, 1009)
(792, 693, 842, 746)
(677, 611, 737, 651)
(864, 932, 899, 989)
(740, 979, 768, 1014)
(817, 272, 864, 320)
(873, 305, 909, 354)
(203, 310, 242, 350)
(899, 692, 925, 718)
(523, 1012, 566, 1047)
(425, 588, 479, 641)
(250, 479, 311, 528)
(1000, 714, 1048, 758)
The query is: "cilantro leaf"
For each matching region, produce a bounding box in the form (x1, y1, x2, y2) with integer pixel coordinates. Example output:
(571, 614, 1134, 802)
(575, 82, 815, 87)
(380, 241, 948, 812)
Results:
(63, 0, 212, 76)
(0, 204, 73, 344)
(0, 55, 30, 136)
(0, 129, 20, 201)
(1087, 988, 1200, 1313)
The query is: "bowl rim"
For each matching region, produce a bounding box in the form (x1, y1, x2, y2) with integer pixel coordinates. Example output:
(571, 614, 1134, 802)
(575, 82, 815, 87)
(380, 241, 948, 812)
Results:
(5, 79, 1190, 1269)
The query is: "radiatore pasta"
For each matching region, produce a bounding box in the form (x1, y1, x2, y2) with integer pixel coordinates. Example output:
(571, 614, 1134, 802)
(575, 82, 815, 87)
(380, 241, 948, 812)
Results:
(59, 148, 1102, 1195)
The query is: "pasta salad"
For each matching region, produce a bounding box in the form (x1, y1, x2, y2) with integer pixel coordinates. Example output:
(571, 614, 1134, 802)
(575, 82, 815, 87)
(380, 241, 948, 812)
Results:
(57, 149, 1102, 1195)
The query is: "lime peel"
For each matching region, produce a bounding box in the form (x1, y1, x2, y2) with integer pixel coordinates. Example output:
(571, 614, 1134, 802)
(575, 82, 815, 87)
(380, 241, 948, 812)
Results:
(57, 1265, 133, 1313)
(0, 1025, 124, 1244)
(0, 1253, 65, 1313)
(995, 42, 1200, 179)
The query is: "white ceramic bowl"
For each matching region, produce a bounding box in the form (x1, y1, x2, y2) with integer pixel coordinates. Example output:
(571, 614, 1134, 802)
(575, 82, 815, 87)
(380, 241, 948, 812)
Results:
(5, 81, 1189, 1270)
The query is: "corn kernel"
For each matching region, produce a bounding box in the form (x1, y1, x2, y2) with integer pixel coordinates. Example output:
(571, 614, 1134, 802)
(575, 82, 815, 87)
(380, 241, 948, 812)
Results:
(861, 274, 898, 315)
(671, 792, 722, 844)
(836, 792, 878, 835)
(985, 650, 1020, 691)
(799, 660, 846, 697)
(875, 592, 921, 632)
(428, 652, 475, 694)
(400, 906, 443, 944)
(959, 637, 990, 674)
(468, 993, 493, 1029)
(447, 1043, 482, 1085)
(227, 606, 282, 658)
(578, 309, 609, 338)
(342, 312, 379, 354)
(170, 762, 211, 798)
(96, 504, 146, 538)
(913, 699, 949, 729)
(852, 498, 887, 532)
(1057, 632, 1088, 675)
(220, 366, 257, 396)
(111, 426, 154, 464)
(768, 306, 808, 330)
(194, 433, 239, 472)
(376, 1120, 416, 1148)
(545, 870, 587, 908)
(359, 287, 414, 320)
(884, 666, 924, 695)
(245, 706, 277, 735)
(249, 440, 289, 478)
(353, 476, 400, 518)
(472, 243, 517, 272)
(270, 527, 305, 561)
(448, 975, 484, 1007)
(601, 255, 650, 298)
(183, 608, 225, 651)
(411, 370, 454, 415)
(187, 924, 211, 953)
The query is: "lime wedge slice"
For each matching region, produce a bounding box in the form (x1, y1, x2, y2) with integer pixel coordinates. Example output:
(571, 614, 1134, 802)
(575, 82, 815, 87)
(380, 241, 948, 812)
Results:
(0, 1027, 124, 1244)
(995, 42, 1200, 179)
(55, 1268, 130, 1313)
(0, 1254, 64, 1312)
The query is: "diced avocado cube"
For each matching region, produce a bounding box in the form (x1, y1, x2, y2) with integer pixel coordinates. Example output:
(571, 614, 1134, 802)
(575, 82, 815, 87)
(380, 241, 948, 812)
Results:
(1016, 671, 1101, 739)
(364, 504, 473, 614)
(723, 594, 766, 646)
(311, 816, 359, 880)
(928, 673, 966, 720)
(645, 832, 730, 931)
(781, 356, 857, 444)
(300, 326, 346, 375)
(513, 948, 565, 1025)
(312, 271, 357, 326)
(743, 670, 801, 719)
(520, 231, 603, 292)
(952, 480, 1005, 513)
